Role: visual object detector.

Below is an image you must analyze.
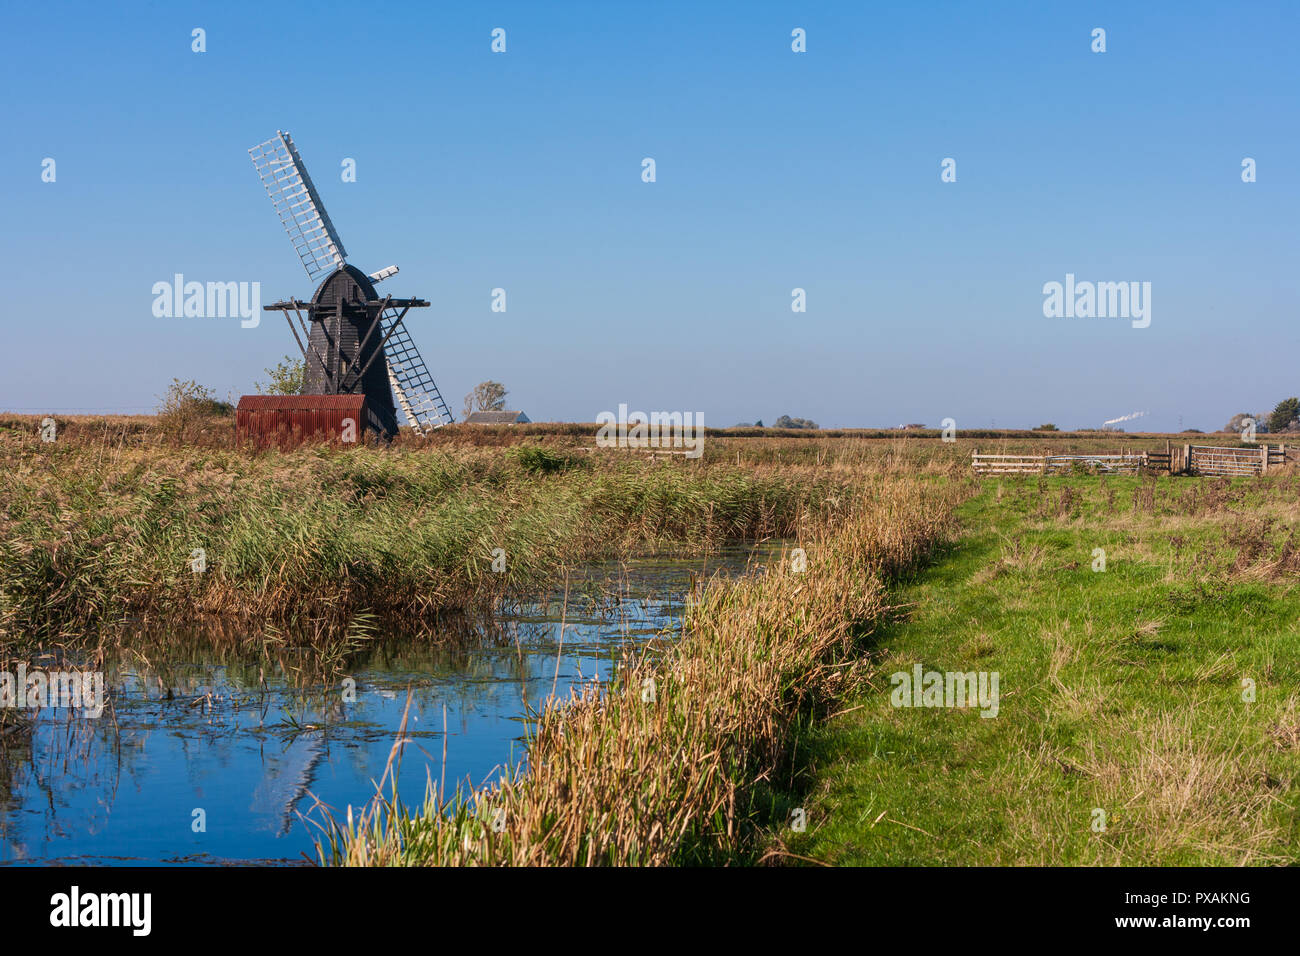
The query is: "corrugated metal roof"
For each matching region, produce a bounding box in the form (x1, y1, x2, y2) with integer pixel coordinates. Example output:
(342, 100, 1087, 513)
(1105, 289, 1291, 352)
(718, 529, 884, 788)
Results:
(464, 410, 530, 424)
(236, 394, 370, 449)
(237, 395, 366, 411)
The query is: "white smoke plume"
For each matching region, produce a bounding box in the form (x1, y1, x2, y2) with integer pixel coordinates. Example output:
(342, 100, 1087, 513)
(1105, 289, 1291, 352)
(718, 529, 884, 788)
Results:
(1102, 410, 1149, 427)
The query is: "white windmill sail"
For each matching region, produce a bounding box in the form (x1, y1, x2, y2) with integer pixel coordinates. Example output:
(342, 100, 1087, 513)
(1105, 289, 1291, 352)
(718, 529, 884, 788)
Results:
(248, 130, 454, 430)
(380, 312, 455, 431)
(249, 131, 347, 282)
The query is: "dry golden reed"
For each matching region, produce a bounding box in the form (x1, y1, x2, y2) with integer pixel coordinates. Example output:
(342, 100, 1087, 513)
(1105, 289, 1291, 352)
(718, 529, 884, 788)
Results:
(315, 473, 967, 866)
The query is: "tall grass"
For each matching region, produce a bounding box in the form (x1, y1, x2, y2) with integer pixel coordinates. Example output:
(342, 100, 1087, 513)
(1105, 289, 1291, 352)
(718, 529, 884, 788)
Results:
(0, 442, 839, 647)
(313, 473, 967, 865)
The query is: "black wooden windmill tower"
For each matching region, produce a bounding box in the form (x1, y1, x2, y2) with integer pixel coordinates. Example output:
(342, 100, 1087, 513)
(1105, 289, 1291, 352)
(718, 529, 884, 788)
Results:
(245, 130, 454, 439)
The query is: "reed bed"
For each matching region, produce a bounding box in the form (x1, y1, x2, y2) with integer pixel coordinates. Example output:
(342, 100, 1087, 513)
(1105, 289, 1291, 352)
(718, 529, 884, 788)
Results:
(0, 440, 843, 648)
(313, 472, 967, 865)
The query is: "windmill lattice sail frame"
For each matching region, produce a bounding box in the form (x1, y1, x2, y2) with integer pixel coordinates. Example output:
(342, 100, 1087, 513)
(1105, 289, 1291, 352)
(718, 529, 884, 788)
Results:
(249, 132, 348, 283)
(248, 130, 454, 432)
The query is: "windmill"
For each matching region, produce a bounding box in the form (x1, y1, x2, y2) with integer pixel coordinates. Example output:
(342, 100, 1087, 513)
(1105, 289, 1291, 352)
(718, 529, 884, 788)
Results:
(246, 130, 453, 438)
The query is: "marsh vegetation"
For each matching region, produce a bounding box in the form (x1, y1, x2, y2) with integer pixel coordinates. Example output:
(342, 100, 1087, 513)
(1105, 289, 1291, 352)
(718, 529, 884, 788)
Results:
(2, 415, 1295, 867)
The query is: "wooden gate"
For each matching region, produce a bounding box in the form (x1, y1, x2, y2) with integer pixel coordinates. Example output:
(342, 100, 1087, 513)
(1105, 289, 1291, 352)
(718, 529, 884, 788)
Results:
(971, 453, 1146, 475)
(1188, 444, 1283, 477)
(970, 443, 1291, 477)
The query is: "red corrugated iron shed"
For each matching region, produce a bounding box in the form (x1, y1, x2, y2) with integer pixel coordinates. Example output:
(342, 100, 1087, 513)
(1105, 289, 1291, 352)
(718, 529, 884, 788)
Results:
(236, 394, 368, 450)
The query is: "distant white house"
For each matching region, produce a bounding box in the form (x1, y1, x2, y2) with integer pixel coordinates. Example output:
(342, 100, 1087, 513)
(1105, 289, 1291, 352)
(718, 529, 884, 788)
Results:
(463, 410, 531, 424)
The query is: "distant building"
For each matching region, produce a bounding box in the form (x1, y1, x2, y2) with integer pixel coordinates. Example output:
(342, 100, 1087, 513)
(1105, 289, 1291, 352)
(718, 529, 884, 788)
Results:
(463, 410, 531, 424)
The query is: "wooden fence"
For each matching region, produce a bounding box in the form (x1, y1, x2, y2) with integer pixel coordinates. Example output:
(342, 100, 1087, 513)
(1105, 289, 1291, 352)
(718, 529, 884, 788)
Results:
(971, 453, 1146, 475)
(972, 442, 1291, 477)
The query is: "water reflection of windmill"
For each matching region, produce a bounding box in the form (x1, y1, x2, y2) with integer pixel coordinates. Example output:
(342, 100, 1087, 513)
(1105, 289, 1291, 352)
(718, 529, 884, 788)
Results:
(245, 130, 454, 439)
(250, 729, 328, 839)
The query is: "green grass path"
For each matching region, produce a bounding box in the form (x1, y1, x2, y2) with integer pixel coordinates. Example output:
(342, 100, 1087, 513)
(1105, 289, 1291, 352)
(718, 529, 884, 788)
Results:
(788, 477, 1300, 865)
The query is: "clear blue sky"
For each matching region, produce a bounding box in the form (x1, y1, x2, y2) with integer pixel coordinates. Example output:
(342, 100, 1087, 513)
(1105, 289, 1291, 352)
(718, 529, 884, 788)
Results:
(2, 1, 1296, 431)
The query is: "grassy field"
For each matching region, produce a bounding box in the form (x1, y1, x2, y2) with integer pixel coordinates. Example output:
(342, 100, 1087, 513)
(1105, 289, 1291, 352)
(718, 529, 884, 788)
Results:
(781, 474, 1300, 865)
(2, 414, 1297, 866)
(3, 412, 1283, 454)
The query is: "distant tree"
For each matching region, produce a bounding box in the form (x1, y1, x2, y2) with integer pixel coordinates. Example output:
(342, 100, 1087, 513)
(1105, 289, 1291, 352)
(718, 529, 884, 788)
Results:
(774, 415, 818, 430)
(1268, 397, 1300, 434)
(254, 355, 304, 395)
(1224, 412, 1268, 435)
(1033, 423, 1059, 431)
(463, 381, 508, 418)
(754, 419, 763, 428)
